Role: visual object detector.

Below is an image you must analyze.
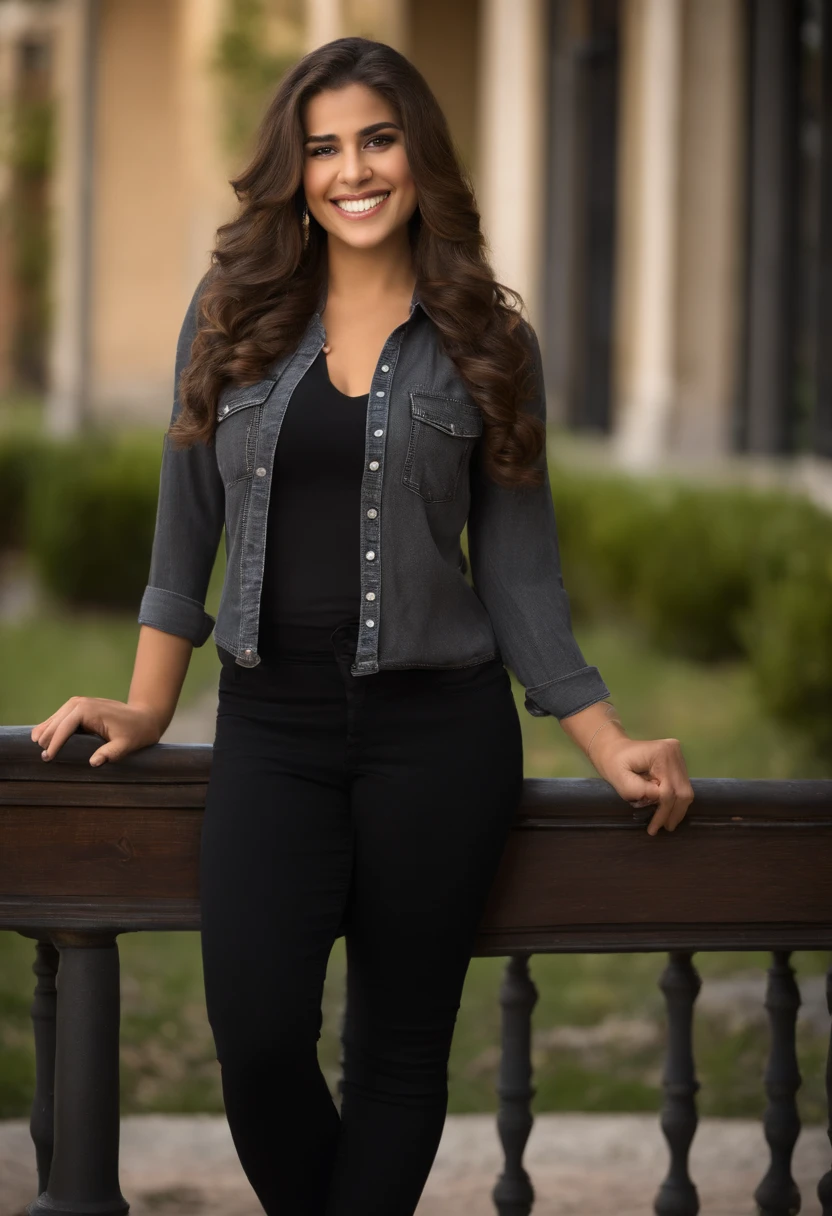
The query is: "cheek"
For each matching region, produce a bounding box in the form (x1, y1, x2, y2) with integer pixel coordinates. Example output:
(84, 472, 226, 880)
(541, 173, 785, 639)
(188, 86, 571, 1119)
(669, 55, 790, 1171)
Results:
(303, 160, 329, 202)
(385, 149, 415, 193)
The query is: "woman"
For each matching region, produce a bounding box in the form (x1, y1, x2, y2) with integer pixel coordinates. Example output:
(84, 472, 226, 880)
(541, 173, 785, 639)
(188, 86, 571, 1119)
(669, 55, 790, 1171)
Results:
(31, 36, 693, 1216)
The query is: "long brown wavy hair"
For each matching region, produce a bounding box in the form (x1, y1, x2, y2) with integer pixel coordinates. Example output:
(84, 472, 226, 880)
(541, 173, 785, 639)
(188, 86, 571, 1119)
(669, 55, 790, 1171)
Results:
(169, 35, 545, 490)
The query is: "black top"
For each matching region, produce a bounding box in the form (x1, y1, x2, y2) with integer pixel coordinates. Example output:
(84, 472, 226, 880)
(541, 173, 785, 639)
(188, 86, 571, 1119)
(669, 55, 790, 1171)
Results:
(256, 347, 368, 661)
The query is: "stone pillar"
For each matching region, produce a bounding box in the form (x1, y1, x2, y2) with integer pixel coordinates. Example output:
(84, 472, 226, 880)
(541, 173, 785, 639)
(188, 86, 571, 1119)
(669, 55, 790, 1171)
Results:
(176, 0, 236, 296)
(476, 0, 547, 327)
(613, 0, 682, 469)
(306, 0, 344, 52)
(45, 0, 97, 437)
(672, 0, 745, 462)
(0, 22, 17, 395)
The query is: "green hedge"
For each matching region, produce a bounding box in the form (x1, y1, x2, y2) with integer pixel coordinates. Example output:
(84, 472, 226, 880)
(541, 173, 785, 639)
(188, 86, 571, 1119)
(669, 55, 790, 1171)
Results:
(2, 427, 831, 752)
(2, 428, 164, 610)
(0, 430, 46, 549)
(551, 467, 832, 752)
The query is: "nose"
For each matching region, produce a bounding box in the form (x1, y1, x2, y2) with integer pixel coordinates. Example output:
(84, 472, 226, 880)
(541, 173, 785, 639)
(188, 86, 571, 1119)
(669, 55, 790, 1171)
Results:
(338, 144, 372, 188)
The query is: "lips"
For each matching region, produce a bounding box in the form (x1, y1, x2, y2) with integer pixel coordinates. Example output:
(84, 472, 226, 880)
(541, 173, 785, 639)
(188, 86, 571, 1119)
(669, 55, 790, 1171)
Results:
(330, 191, 391, 217)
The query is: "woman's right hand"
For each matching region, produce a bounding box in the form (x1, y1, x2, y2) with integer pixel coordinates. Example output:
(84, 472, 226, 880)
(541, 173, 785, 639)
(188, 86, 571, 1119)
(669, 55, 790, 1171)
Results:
(31, 697, 164, 767)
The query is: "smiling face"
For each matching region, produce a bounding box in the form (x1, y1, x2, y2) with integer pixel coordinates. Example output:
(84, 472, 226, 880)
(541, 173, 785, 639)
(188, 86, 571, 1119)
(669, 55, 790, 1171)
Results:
(301, 82, 419, 250)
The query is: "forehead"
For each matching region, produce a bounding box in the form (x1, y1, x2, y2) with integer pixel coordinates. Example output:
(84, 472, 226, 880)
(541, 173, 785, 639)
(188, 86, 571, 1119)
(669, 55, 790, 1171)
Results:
(303, 82, 397, 134)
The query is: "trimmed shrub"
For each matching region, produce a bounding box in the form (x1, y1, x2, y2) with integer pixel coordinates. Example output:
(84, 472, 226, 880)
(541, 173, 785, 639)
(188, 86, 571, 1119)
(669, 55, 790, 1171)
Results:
(0, 430, 49, 549)
(27, 432, 163, 610)
(739, 494, 832, 751)
(552, 468, 665, 623)
(4, 424, 832, 754)
(629, 485, 765, 661)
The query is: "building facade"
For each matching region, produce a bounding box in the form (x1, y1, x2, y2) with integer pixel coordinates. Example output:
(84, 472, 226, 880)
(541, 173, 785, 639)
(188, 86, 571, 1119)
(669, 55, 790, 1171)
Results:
(0, 0, 829, 490)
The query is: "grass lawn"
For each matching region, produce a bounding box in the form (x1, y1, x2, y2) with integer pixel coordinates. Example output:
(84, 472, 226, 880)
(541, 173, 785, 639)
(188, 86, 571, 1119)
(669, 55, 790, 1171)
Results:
(1, 615, 828, 1121)
(0, 550, 226, 727)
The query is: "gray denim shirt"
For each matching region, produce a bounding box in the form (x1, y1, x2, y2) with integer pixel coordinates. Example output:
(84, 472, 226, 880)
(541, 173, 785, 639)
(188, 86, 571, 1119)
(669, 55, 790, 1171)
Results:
(138, 277, 611, 720)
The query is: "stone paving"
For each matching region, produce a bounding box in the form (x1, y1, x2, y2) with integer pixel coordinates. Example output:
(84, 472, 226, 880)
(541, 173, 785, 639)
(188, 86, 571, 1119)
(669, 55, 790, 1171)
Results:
(1, 1112, 829, 1215)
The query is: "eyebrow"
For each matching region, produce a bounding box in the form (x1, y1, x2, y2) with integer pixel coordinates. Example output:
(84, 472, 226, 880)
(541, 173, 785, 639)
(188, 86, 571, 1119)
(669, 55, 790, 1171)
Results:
(303, 121, 402, 145)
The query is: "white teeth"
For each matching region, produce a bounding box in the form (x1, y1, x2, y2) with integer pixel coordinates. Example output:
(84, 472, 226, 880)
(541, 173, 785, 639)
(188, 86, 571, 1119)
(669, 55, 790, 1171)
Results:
(334, 192, 390, 214)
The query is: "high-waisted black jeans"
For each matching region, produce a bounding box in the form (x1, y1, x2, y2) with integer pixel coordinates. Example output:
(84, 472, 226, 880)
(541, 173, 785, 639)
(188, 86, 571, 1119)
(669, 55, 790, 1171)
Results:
(199, 620, 524, 1216)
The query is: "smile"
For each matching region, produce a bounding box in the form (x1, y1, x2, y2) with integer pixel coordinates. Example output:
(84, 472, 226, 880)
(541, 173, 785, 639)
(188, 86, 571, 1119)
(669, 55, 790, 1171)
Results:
(331, 191, 391, 218)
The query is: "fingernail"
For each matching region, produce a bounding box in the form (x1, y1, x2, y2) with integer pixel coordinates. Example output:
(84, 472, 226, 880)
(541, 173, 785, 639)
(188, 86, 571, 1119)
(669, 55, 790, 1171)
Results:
(41, 752, 50, 761)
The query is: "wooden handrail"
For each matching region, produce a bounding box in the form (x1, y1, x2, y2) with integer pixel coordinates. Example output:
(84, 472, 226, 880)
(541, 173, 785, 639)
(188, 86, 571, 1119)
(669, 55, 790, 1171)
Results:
(1, 725, 831, 950)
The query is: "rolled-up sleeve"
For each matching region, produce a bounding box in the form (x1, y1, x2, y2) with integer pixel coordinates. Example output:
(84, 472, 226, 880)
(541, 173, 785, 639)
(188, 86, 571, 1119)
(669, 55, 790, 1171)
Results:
(467, 321, 611, 720)
(137, 275, 224, 647)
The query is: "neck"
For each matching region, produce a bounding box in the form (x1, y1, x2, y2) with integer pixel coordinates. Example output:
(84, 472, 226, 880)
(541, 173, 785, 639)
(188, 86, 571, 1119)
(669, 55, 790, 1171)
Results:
(324, 232, 415, 309)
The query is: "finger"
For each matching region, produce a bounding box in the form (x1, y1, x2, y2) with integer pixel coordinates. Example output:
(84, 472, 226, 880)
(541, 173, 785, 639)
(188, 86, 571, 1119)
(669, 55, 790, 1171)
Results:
(662, 742, 693, 829)
(642, 743, 680, 834)
(33, 699, 80, 748)
(34, 711, 72, 752)
(39, 706, 83, 760)
(89, 740, 126, 767)
(31, 716, 56, 743)
(647, 784, 677, 835)
(667, 780, 695, 829)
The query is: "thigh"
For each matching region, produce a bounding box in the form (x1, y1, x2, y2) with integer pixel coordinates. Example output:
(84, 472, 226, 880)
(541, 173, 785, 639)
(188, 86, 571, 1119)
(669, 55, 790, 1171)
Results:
(199, 691, 354, 1052)
(345, 663, 524, 1015)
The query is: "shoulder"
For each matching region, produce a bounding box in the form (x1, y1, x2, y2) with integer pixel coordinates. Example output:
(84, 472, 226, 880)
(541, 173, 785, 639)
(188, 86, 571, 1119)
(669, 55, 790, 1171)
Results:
(515, 315, 541, 361)
(511, 317, 545, 421)
(176, 267, 216, 360)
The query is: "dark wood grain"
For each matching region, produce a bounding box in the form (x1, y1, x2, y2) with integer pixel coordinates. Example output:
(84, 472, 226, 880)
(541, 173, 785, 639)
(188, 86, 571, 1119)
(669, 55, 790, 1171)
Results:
(1, 728, 830, 953)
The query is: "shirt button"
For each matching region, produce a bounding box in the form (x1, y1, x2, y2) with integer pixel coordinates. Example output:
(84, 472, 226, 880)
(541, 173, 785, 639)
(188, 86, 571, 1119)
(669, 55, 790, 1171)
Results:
(368, 460, 379, 471)
(365, 619, 375, 628)
(381, 364, 390, 372)
(365, 550, 375, 560)
(222, 404, 229, 413)
(255, 467, 266, 477)
(244, 649, 252, 655)
(365, 591, 376, 600)
(376, 391, 385, 397)
(366, 508, 377, 518)
(374, 428, 383, 437)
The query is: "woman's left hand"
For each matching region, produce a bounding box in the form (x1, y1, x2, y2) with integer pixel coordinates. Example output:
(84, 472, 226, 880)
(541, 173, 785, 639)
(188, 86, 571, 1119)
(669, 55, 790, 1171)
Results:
(589, 734, 695, 836)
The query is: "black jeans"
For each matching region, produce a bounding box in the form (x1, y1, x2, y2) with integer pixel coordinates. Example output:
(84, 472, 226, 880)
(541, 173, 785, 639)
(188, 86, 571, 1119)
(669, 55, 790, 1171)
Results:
(199, 620, 524, 1216)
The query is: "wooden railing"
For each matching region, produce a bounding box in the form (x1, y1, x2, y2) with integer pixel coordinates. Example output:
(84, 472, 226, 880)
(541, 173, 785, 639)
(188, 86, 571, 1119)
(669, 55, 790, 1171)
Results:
(1, 723, 831, 1216)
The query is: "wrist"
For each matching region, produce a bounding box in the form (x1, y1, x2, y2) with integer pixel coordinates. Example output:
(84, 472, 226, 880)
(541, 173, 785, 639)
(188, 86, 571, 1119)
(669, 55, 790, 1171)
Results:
(587, 720, 629, 773)
(128, 699, 169, 739)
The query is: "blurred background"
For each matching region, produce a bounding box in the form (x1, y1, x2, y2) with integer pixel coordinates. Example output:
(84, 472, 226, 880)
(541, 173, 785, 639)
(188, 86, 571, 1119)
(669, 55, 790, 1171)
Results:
(0, 0, 831, 1153)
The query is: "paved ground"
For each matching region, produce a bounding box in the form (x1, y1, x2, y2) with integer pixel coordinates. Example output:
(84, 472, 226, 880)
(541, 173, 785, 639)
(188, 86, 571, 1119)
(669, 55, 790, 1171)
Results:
(1, 1112, 829, 1215)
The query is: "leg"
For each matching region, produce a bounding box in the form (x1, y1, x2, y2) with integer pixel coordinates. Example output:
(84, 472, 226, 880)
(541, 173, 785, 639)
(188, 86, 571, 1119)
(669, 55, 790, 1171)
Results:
(200, 680, 353, 1216)
(325, 661, 524, 1216)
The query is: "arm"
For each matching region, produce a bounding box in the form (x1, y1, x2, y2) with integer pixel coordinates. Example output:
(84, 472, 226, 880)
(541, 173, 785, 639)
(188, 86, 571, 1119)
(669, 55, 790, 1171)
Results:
(32, 626, 194, 766)
(466, 320, 611, 721)
(137, 272, 225, 646)
(127, 625, 194, 736)
(32, 275, 223, 766)
(466, 321, 694, 834)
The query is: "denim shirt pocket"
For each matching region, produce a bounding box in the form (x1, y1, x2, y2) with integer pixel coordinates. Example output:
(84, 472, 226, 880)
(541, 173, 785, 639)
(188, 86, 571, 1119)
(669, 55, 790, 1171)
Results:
(402, 390, 484, 503)
(214, 378, 277, 487)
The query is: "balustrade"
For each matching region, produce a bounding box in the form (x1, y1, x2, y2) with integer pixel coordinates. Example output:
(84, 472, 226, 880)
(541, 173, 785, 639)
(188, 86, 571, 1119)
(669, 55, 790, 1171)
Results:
(1, 725, 830, 1215)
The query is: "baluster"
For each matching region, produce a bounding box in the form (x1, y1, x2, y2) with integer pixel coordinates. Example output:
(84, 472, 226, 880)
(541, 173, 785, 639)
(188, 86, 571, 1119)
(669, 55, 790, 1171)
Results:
(27, 937, 59, 1196)
(754, 950, 802, 1216)
(817, 959, 832, 1216)
(655, 950, 701, 1216)
(492, 952, 538, 1216)
(27, 931, 128, 1216)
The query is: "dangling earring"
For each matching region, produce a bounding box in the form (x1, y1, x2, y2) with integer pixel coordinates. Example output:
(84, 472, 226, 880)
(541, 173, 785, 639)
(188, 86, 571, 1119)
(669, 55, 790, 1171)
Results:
(302, 202, 310, 247)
